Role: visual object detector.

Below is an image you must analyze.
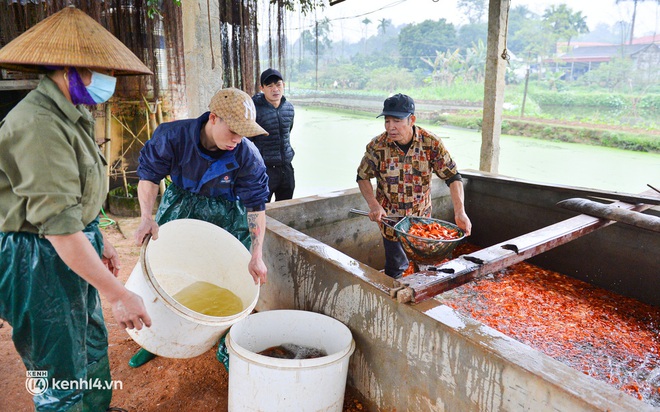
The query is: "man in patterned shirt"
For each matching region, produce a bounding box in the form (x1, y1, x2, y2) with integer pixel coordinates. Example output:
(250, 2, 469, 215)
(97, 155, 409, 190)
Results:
(356, 93, 472, 279)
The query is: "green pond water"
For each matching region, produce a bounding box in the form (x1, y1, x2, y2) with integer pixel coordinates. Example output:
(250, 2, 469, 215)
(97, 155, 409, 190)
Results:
(290, 106, 660, 198)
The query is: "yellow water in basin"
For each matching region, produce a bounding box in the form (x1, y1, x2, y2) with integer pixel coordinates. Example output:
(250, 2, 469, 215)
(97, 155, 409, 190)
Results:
(172, 281, 243, 317)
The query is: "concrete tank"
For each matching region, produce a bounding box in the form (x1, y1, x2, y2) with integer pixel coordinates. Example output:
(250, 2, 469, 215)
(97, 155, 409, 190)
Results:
(259, 170, 659, 412)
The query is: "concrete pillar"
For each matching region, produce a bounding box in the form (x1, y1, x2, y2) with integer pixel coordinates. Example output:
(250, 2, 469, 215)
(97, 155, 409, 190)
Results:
(181, 0, 224, 117)
(480, 0, 510, 174)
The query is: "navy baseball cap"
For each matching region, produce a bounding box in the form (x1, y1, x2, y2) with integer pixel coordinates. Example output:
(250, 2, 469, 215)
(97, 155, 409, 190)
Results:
(377, 93, 415, 118)
(260, 68, 283, 86)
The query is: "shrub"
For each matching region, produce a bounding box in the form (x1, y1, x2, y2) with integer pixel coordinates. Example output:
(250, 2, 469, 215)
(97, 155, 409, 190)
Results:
(365, 66, 417, 92)
(639, 94, 660, 113)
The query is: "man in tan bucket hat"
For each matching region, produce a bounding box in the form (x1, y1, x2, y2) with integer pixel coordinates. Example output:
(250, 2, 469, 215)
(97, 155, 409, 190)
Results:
(134, 87, 269, 283)
(128, 88, 270, 367)
(0, 6, 152, 412)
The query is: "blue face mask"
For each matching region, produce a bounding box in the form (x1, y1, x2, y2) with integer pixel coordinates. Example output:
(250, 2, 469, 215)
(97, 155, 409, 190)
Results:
(85, 71, 117, 104)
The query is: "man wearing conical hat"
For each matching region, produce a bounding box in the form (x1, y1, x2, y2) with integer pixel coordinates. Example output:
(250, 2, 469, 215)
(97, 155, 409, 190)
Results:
(0, 7, 152, 411)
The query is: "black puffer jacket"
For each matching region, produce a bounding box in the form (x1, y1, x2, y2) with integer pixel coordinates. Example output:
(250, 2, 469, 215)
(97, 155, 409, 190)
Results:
(251, 93, 295, 166)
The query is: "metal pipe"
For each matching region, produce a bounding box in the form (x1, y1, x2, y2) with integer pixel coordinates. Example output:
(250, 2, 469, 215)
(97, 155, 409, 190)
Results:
(557, 198, 660, 233)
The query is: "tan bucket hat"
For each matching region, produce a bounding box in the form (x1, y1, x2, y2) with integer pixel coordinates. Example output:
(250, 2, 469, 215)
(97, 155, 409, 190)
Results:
(0, 6, 152, 75)
(209, 88, 268, 138)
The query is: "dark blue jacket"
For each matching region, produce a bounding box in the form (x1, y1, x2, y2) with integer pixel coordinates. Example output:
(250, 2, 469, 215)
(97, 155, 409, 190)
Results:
(251, 93, 295, 166)
(137, 112, 269, 211)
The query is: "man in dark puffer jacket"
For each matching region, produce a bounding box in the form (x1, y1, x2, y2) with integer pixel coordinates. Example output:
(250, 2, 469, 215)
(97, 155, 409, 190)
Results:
(252, 68, 296, 202)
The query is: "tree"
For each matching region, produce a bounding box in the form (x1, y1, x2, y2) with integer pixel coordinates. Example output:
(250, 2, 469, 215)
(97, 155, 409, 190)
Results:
(421, 48, 463, 87)
(542, 4, 589, 52)
(398, 19, 457, 71)
(279, 0, 324, 15)
(300, 17, 332, 55)
(506, 5, 540, 55)
(543, 70, 565, 91)
(615, 0, 660, 44)
(463, 39, 487, 83)
(146, 0, 181, 18)
(377, 18, 392, 36)
(361, 17, 372, 39)
(457, 0, 487, 24)
(457, 23, 487, 51)
(577, 57, 634, 91)
(319, 63, 370, 90)
(366, 66, 417, 92)
(361, 17, 372, 54)
(509, 13, 557, 80)
(577, 22, 621, 44)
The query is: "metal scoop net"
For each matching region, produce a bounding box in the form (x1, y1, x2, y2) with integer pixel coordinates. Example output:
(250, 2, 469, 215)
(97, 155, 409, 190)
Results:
(393, 216, 466, 264)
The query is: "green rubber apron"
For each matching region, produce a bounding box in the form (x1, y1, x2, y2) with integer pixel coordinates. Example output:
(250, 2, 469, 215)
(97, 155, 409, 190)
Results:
(155, 183, 251, 250)
(0, 219, 112, 412)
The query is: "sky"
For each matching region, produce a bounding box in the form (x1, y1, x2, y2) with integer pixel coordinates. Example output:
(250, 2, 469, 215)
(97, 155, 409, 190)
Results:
(280, 0, 660, 43)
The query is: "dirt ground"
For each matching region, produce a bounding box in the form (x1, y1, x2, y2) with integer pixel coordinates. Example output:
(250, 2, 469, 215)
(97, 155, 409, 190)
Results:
(0, 214, 366, 412)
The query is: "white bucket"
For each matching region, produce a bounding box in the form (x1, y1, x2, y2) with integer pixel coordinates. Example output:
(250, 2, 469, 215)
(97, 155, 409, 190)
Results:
(226, 310, 355, 412)
(125, 218, 259, 358)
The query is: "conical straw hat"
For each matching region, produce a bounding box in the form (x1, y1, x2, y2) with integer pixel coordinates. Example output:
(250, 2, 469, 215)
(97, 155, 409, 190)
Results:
(0, 6, 152, 75)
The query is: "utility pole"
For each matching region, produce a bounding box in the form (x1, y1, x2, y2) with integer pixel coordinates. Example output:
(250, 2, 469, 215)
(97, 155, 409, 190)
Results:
(520, 55, 530, 118)
(315, 19, 319, 90)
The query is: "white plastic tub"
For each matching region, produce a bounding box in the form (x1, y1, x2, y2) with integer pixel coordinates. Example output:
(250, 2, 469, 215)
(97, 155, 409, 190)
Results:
(226, 309, 355, 412)
(125, 218, 259, 358)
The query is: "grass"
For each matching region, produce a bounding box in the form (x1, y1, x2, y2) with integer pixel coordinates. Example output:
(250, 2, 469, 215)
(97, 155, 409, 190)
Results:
(440, 113, 660, 154)
(288, 80, 659, 153)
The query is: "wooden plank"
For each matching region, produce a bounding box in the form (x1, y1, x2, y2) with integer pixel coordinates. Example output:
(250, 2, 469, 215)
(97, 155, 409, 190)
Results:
(0, 79, 39, 91)
(393, 190, 657, 304)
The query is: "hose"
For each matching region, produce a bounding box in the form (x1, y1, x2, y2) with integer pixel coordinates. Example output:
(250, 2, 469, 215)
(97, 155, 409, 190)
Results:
(99, 207, 116, 228)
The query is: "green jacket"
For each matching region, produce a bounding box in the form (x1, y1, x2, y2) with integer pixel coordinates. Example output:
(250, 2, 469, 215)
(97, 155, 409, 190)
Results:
(0, 76, 107, 235)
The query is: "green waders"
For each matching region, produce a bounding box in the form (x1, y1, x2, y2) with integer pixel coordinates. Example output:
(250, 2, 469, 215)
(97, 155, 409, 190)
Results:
(129, 183, 251, 368)
(0, 219, 112, 411)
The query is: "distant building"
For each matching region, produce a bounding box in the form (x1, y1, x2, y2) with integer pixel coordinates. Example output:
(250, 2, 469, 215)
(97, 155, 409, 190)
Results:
(632, 34, 660, 44)
(545, 36, 660, 80)
(555, 41, 614, 53)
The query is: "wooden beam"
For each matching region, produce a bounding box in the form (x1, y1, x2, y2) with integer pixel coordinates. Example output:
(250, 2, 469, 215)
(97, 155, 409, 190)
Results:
(0, 79, 39, 91)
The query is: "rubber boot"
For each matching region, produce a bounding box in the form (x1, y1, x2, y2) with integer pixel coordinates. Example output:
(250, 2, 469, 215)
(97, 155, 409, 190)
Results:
(83, 355, 112, 410)
(128, 348, 157, 368)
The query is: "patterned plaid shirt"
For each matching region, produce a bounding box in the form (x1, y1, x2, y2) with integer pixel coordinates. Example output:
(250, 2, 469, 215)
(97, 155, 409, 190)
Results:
(357, 125, 460, 240)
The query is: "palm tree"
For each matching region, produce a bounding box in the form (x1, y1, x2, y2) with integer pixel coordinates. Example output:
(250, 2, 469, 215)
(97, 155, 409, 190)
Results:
(361, 17, 372, 54)
(565, 10, 589, 51)
(377, 18, 391, 36)
(542, 4, 590, 53)
(615, 0, 660, 44)
(361, 17, 372, 38)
